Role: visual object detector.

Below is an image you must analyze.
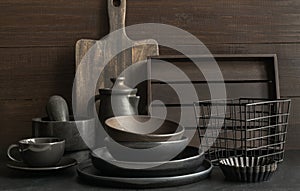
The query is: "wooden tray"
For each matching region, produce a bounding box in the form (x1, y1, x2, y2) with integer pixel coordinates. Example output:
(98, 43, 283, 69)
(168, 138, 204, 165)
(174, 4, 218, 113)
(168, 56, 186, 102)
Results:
(147, 54, 280, 131)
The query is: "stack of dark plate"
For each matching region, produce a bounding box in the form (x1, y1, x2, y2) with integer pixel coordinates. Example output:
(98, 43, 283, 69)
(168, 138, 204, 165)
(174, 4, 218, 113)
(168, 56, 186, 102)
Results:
(77, 115, 213, 189)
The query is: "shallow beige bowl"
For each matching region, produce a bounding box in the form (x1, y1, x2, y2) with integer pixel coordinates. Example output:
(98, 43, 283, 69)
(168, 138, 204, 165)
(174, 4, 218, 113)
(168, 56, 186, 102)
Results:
(105, 115, 184, 142)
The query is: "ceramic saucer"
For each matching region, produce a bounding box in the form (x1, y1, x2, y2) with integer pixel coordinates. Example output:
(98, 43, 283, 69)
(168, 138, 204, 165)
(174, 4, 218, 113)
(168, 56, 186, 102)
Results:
(7, 157, 77, 171)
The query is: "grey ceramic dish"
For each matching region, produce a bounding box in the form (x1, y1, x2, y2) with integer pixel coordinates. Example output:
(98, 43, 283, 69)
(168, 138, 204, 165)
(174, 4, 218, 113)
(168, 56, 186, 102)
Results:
(104, 136, 189, 162)
(90, 146, 205, 177)
(219, 156, 278, 182)
(77, 159, 212, 189)
(32, 116, 96, 152)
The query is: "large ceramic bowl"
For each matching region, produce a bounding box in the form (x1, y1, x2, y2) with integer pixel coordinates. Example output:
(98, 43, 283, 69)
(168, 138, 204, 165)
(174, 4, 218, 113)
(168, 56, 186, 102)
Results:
(104, 136, 189, 162)
(32, 116, 96, 152)
(105, 115, 184, 142)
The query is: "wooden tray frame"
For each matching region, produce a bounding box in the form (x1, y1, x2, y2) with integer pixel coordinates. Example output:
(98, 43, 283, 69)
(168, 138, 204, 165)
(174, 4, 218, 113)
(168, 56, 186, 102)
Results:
(146, 54, 280, 129)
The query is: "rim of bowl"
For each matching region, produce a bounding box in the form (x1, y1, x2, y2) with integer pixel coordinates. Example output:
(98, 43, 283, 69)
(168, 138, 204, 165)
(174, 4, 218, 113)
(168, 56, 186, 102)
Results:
(104, 115, 185, 137)
(219, 157, 277, 167)
(19, 137, 65, 145)
(91, 146, 204, 165)
(105, 136, 189, 145)
(32, 116, 95, 123)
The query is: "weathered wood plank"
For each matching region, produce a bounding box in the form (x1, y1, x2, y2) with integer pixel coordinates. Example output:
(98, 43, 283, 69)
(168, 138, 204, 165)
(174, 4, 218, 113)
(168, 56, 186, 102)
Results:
(284, 94, 300, 150)
(0, 99, 48, 150)
(206, 44, 300, 97)
(288, 97, 300, 125)
(160, 43, 300, 97)
(286, 123, 300, 150)
(0, 0, 108, 47)
(126, 0, 300, 44)
(1, 0, 300, 47)
(0, 47, 74, 100)
(150, 56, 272, 82)
(151, 82, 272, 105)
(150, 106, 196, 128)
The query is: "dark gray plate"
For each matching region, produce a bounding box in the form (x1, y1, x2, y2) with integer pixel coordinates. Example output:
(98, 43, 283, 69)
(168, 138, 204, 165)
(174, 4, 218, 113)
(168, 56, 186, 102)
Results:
(77, 159, 213, 189)
(7, 157, 77, 171)
(91, 146, 205, 177)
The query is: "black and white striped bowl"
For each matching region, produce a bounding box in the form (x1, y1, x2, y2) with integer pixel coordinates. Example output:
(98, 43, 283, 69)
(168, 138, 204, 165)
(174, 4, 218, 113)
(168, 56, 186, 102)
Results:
(219, 156, 278, 182)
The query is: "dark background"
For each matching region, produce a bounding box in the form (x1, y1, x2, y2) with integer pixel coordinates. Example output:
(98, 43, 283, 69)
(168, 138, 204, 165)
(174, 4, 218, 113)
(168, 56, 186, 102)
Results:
(1, 0, 299, 155)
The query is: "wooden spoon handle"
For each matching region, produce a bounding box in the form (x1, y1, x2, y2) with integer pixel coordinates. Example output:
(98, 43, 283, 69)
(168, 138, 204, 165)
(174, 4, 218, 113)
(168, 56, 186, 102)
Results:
(108, 0, 127, 34)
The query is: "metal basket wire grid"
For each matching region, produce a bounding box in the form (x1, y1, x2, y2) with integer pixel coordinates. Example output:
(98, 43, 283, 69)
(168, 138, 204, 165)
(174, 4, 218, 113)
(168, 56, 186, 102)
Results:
(193, 98, 291, 164)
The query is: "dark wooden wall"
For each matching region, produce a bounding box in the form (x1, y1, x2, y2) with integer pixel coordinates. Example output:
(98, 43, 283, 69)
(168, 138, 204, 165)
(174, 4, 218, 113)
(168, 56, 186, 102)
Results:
(1, 0, 299, 155)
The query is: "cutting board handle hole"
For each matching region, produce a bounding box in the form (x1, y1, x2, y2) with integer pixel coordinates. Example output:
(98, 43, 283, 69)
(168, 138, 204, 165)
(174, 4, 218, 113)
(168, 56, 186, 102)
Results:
(113, 0, 121, 7)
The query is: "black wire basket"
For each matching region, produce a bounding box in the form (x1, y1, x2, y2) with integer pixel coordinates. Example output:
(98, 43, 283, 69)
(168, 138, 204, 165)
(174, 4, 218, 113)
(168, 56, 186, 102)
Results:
(193, 98, 291, 164)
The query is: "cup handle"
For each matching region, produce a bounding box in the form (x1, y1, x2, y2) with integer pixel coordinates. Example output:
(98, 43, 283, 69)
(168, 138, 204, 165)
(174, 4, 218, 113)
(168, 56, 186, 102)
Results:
(7, 144, 22, 163)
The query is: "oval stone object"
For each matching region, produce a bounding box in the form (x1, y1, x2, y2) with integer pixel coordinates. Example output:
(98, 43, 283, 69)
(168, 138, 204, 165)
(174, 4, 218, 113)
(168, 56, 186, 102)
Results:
(46, 95, 69, 121)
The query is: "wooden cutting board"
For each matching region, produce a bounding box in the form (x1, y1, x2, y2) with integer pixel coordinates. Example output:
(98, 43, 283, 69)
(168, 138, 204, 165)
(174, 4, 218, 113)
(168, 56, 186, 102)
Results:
(75, 0, 159, 115)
